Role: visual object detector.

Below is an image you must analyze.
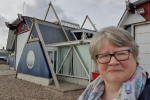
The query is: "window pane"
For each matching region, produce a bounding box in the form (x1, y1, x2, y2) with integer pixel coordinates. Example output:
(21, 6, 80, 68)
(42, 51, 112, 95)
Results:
(125, 25, 131, 34)
(27, 50, 35, 69)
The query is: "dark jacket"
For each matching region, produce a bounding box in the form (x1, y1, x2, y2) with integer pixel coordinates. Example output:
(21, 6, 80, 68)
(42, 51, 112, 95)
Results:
(137, 72, 150, 100)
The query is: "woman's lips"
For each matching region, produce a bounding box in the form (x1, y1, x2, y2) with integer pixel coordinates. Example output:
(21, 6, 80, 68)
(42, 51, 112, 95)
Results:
(108, 70, 122, 73)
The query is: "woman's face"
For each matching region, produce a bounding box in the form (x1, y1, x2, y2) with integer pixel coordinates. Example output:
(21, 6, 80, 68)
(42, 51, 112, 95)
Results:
(97, 39, 136, 83)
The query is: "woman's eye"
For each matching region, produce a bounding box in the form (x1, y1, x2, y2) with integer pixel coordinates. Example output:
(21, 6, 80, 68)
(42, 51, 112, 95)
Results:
(117, 53, 126, 55)
(100, 55, 109, 58)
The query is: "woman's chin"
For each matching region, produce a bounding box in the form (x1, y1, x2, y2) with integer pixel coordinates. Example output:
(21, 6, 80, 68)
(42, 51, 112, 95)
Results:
(107, 76, 124, 83)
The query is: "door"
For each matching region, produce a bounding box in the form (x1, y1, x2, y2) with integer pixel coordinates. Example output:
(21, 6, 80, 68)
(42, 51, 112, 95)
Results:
(135, 24, 150, 74)
(48, 51, 57, 73)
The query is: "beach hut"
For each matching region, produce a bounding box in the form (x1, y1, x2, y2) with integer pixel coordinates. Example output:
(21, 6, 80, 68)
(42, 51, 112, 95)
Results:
(5, 3, 97, 87)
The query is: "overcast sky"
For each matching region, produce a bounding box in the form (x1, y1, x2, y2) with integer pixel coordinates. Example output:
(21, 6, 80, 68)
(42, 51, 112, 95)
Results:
(0, 0, 137, 49)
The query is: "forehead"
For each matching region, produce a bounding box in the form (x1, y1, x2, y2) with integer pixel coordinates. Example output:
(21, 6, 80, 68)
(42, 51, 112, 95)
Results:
(99, 39, 130, 54)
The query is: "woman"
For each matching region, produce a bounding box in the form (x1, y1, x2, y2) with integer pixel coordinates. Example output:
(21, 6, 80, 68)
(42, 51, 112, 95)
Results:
(78, 26, 150, 100)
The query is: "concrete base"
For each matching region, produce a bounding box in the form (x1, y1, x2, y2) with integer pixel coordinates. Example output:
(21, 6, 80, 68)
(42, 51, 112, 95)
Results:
(17, 73, 53, 86)
(10, 67, 15, 70)
(49, 80, 86, 92)
(57, 75, 89, 86)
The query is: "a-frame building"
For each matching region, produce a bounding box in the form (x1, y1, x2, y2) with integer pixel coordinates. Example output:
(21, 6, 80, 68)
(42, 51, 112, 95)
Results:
(6, 2, 98, 87)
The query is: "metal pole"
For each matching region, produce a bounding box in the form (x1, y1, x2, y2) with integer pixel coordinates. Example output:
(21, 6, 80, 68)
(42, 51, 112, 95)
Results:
(23, 2, 25, 15)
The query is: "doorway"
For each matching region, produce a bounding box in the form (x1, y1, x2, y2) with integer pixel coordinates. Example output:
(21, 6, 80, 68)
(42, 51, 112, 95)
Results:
(47, 50, 58, 73)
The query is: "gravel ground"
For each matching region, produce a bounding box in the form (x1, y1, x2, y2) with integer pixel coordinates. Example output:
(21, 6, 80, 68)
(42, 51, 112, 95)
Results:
(0, 65, 84, 100)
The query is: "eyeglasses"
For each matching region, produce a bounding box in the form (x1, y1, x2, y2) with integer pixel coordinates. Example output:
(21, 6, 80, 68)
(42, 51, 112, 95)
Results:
(95, 49, 132, 64)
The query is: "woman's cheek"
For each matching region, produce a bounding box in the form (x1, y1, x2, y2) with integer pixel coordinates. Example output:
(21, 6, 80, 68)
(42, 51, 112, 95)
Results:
(98, 64, 108, 71)
(119, 60, 129, 68)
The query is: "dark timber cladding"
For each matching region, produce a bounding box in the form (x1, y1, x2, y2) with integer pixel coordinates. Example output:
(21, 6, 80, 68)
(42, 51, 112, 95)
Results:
(17, 41, 52, 78)
(24, 17, 76, 44)
(136, 1, 150, 21)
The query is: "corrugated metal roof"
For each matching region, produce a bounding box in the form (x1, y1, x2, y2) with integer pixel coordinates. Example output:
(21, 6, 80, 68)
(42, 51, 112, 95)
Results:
(24, 17, 76, 44)
(24, 17, 32, 28)
(65, 30, 76, 41)
(24, 17, 38, 38)
(38, 23, 67, 44)
(31, 26, 39, 38)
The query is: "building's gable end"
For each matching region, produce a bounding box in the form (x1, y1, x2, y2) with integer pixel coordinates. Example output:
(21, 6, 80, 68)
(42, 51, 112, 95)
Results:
(122, 10, 146, 26)
(17, 41, 52, 78)
(17, 22, 28, 33)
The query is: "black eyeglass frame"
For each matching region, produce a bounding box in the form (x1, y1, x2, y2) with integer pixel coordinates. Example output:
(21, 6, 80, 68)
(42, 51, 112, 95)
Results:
(95, 49, 132, 64)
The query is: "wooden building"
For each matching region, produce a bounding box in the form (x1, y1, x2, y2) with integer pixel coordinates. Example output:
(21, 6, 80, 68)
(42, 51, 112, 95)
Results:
(5, 3, 98, 87)
(118, 0, 150, 74)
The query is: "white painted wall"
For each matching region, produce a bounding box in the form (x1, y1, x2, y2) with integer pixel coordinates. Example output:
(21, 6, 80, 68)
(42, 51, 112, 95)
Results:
(119, 10, 146, 27)
(16, 31, 30, 70)
(135, 24, 150, 74)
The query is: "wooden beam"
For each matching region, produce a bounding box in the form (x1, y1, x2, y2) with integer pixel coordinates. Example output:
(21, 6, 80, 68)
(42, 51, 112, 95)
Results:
(57, 74, 89, 80)
(14, 34, 18, 76)
(28, 38, 40, 43)
(34, 18, 60, 88)
(50, 3, 70, 41)
(57, 46, 72, 74)
(81, 15, 98, 32)
(26, 19, 34, 43)
(17, 29, 30, 35)
(14, 35, 18, 72)
(72, 46, 89, 77)
(44, 2, 51, 21)
(131, 25, 134, 38)
(87, 15, 98, 32)
(81, 16, 88, 29)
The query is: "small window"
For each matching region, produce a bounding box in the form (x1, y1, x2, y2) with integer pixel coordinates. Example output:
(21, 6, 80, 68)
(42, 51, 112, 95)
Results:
(21, 24, 25, 30)
(26, 50, 35, 69)
(85, 33, 93, 39)
(125, 25, 131, 34)
(74, 32, 82, 40)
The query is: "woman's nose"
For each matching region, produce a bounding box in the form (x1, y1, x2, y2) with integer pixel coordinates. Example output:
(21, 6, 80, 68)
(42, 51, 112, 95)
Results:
(109, 56, 119, 65)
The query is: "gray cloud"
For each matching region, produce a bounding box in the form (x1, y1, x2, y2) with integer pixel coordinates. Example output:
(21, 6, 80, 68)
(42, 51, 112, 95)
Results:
(0, 28, 9, 49)
(0, 15, 7, 28)
(0, 0, 134, 49)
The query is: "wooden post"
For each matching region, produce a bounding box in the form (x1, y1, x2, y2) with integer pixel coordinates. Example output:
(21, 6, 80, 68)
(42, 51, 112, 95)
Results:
(81, 16, 88, 29)
(14, 34, 17, 70)
(81, 15, 98, 32)
(26, 19, 34, 43)
(44, 2, 51, 21)
(87, 15, 98, 32)
(72, 46, 89, 77)
(57, 46, 72, 74)
(14, 33, 18, 78)
(34, 18, 60, 88)
(50, 3, 70, 41)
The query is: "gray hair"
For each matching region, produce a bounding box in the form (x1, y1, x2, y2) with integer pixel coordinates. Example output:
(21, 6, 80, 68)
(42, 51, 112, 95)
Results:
(89, 26, 139, 66)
